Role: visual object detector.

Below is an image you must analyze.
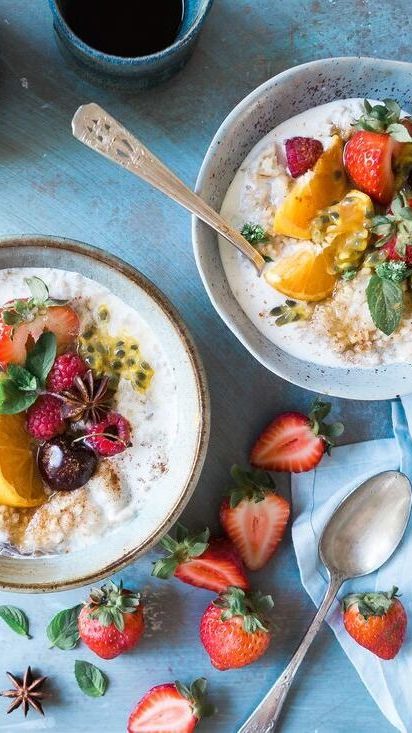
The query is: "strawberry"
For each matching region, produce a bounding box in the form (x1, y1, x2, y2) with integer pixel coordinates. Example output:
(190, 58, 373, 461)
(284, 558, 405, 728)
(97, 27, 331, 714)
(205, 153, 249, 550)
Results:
(152, 524, 249, 593)
(250, 398, 344, 473)
(127, 678, 215, 733)
(0, 277, 79, 367)
(342, 586, 407, 660)
(369, 193, 412, 265)
(343, 99, 412, 205)
(78, 580, 144, 660)
(200, 586, 273, 670)
(220, 466, 290, 570)
(285, 136, 323, 178)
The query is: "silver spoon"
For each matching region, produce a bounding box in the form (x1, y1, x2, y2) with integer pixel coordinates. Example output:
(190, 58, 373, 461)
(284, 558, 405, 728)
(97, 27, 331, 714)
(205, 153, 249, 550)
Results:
(71, 103, 265, 274)
(238, 470, 412, 733)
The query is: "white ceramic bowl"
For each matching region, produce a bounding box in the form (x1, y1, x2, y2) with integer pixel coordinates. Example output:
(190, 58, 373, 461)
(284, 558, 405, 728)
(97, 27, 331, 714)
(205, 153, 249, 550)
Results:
(193, 57, 412, 400)
(0, 235, 209, 592)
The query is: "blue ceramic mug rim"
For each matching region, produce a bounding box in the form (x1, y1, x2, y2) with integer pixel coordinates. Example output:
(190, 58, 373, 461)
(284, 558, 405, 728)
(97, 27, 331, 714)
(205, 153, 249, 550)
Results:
(48, 0, 214, 66)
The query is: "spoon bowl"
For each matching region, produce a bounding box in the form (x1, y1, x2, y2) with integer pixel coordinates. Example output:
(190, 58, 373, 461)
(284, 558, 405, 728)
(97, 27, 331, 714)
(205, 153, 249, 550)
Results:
(320, 470, 412, 579)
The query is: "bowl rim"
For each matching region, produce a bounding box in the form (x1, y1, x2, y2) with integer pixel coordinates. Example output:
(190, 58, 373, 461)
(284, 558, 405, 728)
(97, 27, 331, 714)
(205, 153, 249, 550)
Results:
(192, 56, 412, 400)
(0, 234, 210, 593)
(48, 0, 215, 66)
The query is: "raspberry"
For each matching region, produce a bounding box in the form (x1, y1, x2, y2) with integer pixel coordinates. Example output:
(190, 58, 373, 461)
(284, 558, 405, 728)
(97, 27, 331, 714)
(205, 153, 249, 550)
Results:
(26, 395, 66, 440)
(47, 353, 87, 392)
(86, 412, 131, 457)
(285, 136, 324, 178)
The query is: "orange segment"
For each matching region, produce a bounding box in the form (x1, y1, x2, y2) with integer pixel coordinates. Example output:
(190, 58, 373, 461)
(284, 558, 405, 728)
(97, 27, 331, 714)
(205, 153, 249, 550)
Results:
(265, 246, 337, 302)
(273, 135, 348, 240)
(0, 414, 46, 508)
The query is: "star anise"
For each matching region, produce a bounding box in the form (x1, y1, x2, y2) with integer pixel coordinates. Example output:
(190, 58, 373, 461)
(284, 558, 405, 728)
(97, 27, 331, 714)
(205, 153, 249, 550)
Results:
(1, 667, 48, 716)
(60, 369, 113, 424)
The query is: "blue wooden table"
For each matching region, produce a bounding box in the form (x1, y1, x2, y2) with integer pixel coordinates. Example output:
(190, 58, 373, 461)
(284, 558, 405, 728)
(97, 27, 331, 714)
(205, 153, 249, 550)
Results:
(0, 1, 404, 731)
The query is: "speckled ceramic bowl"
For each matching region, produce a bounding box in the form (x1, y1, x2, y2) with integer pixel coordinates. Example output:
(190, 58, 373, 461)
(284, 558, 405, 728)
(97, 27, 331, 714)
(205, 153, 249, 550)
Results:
(48, 0, 214, 90)
(0, 235, 209, 592)
(193, 57, 412, 400)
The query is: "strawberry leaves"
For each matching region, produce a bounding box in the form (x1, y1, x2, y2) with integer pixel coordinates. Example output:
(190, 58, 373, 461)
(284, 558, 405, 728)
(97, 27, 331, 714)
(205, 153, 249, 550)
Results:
(343, 587, 399, 619)
(2, 277, 67, 331)
(214, 587, 274, 633)
(152, 524, 210, 579)
(0, 332, 57, 414)
(86, 580, 141, 632)
(355, 99, 412, 142)
(308, 399, 344, 450)
(175, 678, 215, 719)
(227, 465, 275, 508)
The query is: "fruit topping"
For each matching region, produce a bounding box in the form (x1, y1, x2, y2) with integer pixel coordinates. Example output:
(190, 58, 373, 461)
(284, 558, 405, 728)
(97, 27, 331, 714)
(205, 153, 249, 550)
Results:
(152, 524, 249, 593)
(78, 580, 144, 660)
(0, 278, 79, 367)
(285, 136, 324, 178)
(311, 190, 373, 274)
(37, 435, 97, 491)
(46, 353, 87, 392)
(250, 399, 344, 473)
(26, 395, 65, 441)
(85, 412, 131, 457)
(270, 299, 311, 326)
(0, 413, 46, 508)
(79, 318, 154, 393)
(0, 332, 57, 416)
(220, 466, 290, 570)
(265, 244, 337, 302)
(342, 586, 407, 660)
(60, 369, 113, 424)
(128, 678, 214, 733)
(273, 135, 348, 239)
(200, 586, 273, 670)
(370, 192, 412, 263)
(344, 130, 401, 206)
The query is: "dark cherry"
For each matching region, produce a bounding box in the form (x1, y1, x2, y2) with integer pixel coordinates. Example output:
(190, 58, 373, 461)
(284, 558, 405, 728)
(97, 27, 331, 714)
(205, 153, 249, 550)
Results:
(37, 436, 97, 492)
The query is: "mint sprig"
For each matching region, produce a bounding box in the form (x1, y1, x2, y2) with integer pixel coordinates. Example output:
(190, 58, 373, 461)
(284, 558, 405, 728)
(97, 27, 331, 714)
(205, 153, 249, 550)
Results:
(0, 332, 57, 414)
(74, 660, 108, 698)
(366, 272, 404, 336)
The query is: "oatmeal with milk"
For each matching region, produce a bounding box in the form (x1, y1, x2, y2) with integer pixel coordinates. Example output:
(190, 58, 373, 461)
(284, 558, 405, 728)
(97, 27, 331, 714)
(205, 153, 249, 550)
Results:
(0, 268, 177, 556)
(220, 98, 412, 367)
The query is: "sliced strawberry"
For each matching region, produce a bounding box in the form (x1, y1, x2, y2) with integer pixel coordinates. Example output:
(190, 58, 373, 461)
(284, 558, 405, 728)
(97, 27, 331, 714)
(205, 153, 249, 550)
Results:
(344, 131, 401, 205)
(152, 525, 249, 593)
(250, 399, 344, 473)
(285, 136, 324, 178)
(220, 466, 290, 570)
(128, 679, 214, 733)
(383, 236, 412, 265)
(45, 306, 80, 352)
(0, 305, 79, 367)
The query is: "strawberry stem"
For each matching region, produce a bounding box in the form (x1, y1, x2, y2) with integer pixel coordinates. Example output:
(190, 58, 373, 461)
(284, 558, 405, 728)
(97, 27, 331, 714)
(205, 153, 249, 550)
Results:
(342, 586, 399, 619)
(152, 524, 210, 579)
(227, 465, 276, 508)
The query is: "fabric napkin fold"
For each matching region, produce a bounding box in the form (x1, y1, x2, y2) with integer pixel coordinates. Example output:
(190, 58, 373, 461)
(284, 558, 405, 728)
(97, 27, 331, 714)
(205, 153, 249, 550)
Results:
(291, 396, 412, 733)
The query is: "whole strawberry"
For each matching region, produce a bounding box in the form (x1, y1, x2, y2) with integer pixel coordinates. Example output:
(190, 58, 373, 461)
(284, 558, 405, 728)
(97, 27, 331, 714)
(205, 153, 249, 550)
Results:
(250, 398, 344, 473)
(200, 586, 273, 670)
(342, 586, 407, 660)
(220, 466, 290, 570)
(152, 523, 249, 593)
(78, 580, 144, 660)
(127, 678, 215, 733)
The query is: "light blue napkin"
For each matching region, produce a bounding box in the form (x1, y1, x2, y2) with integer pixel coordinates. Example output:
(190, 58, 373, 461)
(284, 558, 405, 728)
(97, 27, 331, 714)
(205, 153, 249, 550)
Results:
(291, 396, 412, 733)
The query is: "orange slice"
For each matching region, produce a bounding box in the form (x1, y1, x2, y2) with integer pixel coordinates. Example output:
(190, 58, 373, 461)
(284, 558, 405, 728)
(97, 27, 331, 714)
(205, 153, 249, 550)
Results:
(273, 135, 348, 240)
(0, 413, 46, 508)
(265, 246, 337, 302)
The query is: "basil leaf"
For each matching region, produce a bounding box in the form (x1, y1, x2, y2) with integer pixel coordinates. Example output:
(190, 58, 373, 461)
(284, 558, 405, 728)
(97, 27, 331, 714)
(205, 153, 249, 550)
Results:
(0, 605, 30, 637)
(0, 379, 37, 414)
(366, 274, 403, 336)
(47, 604, 82, 650)
(25, 276, 49, 305)
(25, 332, 57, 385)
(74, 660, 108, 698)
(7, 364, 38, 392)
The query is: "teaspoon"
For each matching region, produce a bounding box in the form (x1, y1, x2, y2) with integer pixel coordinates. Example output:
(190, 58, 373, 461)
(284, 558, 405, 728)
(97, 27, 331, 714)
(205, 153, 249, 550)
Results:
(238, 470, 412, 732)
(71, 103, 265, 274)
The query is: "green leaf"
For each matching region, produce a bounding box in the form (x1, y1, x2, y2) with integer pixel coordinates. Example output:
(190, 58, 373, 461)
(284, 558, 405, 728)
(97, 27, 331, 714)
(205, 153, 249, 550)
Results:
(25, 332, 57, 385)
(47, 604, 82, 650)
(366, 274, 403, 335)
(0, 378, 37, 414)
(0, 606, 30, 637)
(7, 364, 38, 392)
(2, 310, 20, 326)
(25, 276, 49, 305)
(240, 223, 268, 244)
(387, 123, 412, 142)
(74, 660, 108, 698)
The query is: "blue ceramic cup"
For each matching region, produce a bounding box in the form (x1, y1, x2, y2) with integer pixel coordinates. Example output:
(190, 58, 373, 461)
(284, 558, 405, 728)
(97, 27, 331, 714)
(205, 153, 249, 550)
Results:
(48, 0, 214, 90)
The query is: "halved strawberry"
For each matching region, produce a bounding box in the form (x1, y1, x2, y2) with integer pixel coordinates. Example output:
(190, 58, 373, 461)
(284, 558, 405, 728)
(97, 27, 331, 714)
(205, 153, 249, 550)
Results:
(152, 524, 249, 593)
(250, 399, 344, 473)
(128, 679, 214, 733)
(0, 305, 79, 367)
(285, 136, 324, 178)
(220, 466, 290, 570)
(344, 131, 401, 205)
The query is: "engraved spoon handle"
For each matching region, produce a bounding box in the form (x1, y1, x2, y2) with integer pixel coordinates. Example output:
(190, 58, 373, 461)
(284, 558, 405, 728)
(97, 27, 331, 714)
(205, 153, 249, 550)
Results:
(238, 574, 343, 733)
(72, 103, 265, 273)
